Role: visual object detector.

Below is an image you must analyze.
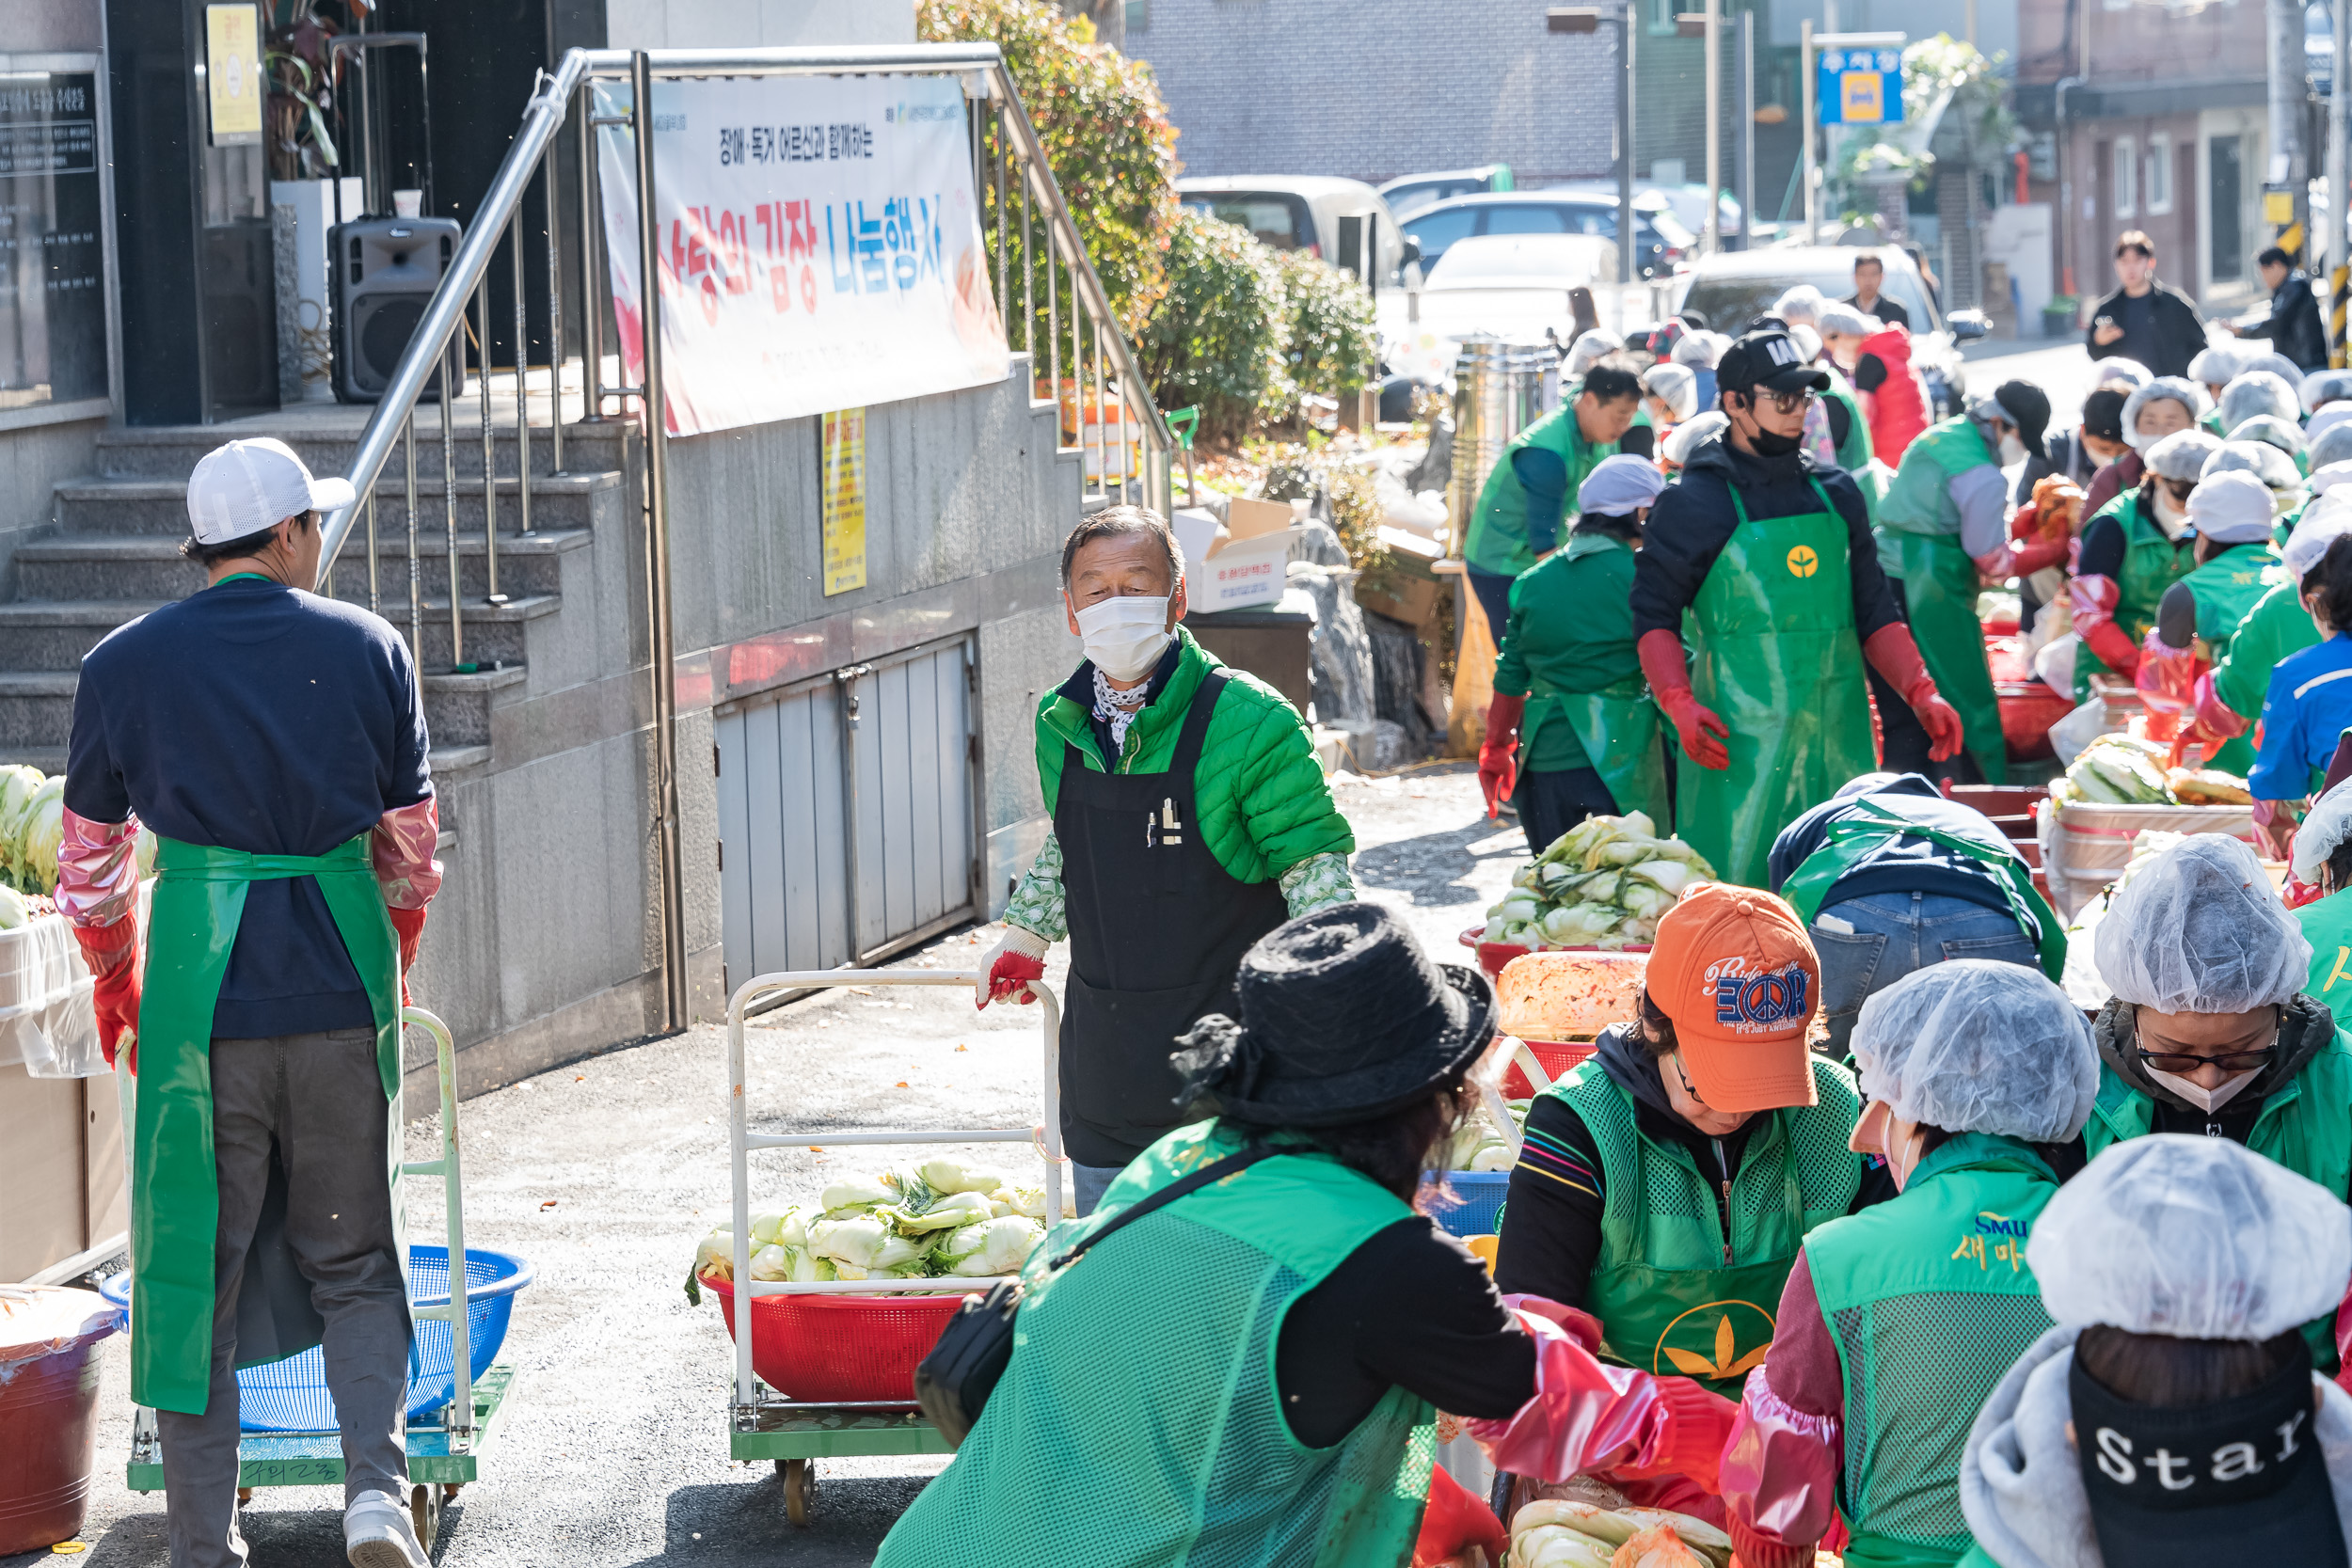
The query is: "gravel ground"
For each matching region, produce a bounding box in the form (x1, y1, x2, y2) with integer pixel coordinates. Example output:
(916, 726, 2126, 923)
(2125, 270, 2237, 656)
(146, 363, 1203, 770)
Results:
(22, 763, 1515, 1568)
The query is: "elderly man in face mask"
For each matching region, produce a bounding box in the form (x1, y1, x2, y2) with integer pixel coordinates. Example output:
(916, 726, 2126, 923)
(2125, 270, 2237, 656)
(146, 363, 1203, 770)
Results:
(2072, 835, 2352, 1367)
(971, 505, 1359, 1214)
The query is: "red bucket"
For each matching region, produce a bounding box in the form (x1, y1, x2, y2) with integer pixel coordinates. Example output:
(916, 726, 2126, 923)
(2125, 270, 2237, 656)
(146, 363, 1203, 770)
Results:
(1502, 1038, 1597, 1099)
(0, 1288, 115, 1555)
(705, 1275, 966, 1405)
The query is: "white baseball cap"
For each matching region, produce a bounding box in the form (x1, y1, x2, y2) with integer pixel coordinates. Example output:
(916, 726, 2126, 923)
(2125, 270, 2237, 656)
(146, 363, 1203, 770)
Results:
(184, 438, 356, 546)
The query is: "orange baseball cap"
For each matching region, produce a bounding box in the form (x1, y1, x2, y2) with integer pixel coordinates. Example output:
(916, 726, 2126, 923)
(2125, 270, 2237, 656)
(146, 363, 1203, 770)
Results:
(1645, 882, 1820, 1113)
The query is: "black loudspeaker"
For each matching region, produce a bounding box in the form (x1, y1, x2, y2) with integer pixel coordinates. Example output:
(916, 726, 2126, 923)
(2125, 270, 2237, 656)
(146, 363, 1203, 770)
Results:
(331, 216, 464, 403)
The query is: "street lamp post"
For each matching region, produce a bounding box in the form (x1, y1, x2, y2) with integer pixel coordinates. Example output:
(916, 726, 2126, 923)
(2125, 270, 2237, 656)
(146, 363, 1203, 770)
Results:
(1550, 6, 1637, 284)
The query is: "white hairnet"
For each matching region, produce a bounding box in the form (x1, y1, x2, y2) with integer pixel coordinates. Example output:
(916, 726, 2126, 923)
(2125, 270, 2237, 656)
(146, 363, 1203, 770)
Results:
(1643, 362, 1697, 421)
(2142, 428, 2221, 482)
(1566, 328, 1625, 377)
(2305, 370, 2352, 414)
(2028, 1134, 2352, 1340)
(2187, 470, 2280, 544)
(2088, 356, 2153, 391)
(1672, 330, 1728, 370)
(1849, 961, 2099, 1142)
(2311, 414, 2352, 471)
(2092, 835, 2311, 1013)
(2249, 351, 2307, 387)
(2187, 344, 2251, 388)
(1789, 324, 1823, 364)
(2282, 493, 2352, 578)
(1578, 452, 1667, 515)
(1662, 411, 1727, 467)
(2294, 777, 2352, 881)
(2202, 437, 2304, 499)
(2229, 412, 2307, 459)
(2311, 460, 2352, 499)
(1772, 284, 1826, 325)
(2219, 370, 2302, 431)
(1815, 302, 1877, 339)
(2121, 377, 2212, 451)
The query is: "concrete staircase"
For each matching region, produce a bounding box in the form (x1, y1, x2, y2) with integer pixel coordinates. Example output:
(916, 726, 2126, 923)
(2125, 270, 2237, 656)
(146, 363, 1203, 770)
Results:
(0, 410, 636, 777)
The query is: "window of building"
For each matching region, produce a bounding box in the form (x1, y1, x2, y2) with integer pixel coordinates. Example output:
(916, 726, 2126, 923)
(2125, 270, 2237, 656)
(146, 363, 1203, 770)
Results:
(1125, 0, 1149, 30)
(2112, 135, 2137, 218)
(2146, 133, 2172, 214)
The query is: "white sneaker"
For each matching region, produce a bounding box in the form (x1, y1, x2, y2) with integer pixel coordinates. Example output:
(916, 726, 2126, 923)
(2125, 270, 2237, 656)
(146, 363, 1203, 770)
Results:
(345, 1489, 430, 1568)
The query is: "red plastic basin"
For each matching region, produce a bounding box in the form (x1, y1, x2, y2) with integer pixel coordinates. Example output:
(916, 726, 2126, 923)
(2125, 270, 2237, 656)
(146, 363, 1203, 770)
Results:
(0, 1288, 115, 1555)
(1502, 1037, 1597, 1098)
(705, 1274, 965, 1406)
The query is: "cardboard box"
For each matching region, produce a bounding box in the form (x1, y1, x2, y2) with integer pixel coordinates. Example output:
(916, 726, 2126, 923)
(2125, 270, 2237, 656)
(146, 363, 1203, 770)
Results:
(1222, 497, 1294, 546)
(1169, 507, 1225, 578)
(1199, 524, 1303, 610)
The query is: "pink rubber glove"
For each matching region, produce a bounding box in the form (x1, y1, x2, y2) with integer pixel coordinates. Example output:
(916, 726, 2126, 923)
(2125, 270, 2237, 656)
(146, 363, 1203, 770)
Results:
(974, 925, 1049, 1009)
(1720, 1366, 1844, 1568)
(1465, 1294, 1723, 1486)
(2134, 626, 2203, 727)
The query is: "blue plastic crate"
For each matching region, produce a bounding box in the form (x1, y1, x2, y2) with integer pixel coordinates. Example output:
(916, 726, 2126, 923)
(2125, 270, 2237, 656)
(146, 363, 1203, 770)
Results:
(1426, 1170, 1512, 1238)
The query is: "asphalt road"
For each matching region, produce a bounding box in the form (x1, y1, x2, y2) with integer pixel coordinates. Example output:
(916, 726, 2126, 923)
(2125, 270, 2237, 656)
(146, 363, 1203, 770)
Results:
(1959, 332, 2107, 435)
(22, 764, 1518, 1568)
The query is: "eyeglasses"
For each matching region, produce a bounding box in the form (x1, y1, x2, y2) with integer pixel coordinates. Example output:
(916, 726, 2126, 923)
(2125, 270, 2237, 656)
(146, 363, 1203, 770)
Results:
(1756, 388, 1817, 416)
(2135, 1045, 2276, 1074)
(1668, 1052, 1712, 1107)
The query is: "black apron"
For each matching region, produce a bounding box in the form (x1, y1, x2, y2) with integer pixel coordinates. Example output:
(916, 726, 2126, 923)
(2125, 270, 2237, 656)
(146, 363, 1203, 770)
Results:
(1055, 670, 1292, 1167)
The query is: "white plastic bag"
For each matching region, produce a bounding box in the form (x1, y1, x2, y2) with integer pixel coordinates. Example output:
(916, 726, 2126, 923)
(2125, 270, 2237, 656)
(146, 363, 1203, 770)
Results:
(2047, 693, 2106, 768)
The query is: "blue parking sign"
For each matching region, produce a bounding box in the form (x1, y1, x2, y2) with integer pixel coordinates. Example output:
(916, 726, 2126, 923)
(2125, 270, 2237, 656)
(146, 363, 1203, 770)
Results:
(1819, 49, 1904, 124)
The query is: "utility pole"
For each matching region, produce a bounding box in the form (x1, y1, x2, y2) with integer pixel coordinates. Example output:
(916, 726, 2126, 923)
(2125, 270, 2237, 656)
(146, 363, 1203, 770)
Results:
(1622, 9, 1637, 283)
(2270, 0, 2312, 257)
(1802, 19, 1818, 243)
(1704, 0, 1723, 254)
(1740, 9, 1756, 250)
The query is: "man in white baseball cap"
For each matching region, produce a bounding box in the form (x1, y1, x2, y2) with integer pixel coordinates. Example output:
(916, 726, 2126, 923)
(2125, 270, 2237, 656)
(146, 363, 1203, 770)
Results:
(60, 436, 443, 1568)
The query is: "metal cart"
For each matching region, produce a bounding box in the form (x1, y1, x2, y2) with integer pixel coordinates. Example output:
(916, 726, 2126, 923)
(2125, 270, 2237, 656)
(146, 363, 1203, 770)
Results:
(121, 1007, 519, 1549)
(723, 966, 1062, 1527)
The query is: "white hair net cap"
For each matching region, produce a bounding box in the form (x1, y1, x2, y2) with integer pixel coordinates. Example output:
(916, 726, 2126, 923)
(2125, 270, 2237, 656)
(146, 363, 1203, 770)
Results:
(2122, 378, 2213, 451)
(2028, 1135, 2352, 1339)
(2311, 414, 2352, 471)
(2229, 412, 2308, 458)
(1643, 362, 1697, 421)
(1816, 302, 1877, 339)
(2283, 493, 2352, 578)
(1578, 452, 1668, 515)
(1566, 329, 1626, 377)
(1772, 284, 1826, 325)
(2219, 370, 2302, 431)
(1673, 330, 1729, 370)
(2187, 470, 2281, 544)
(2311, 460, 2352, 499)
(2202, 437, 2304, 498)
(2089, 356, 2153, 390)
(2187, 344, 2251, 387)
(2249, 351, 2307, 387)
(2143, 428, 2222, 482)
(1663, 411, 1727, 467)
(2305, 370, 2352, 414)
(2295, 778, 2352, 881)
(1849, 961, 2099, 1142)
(1789, 324, 1823, 364)
(2092, 835, 2312, 1013)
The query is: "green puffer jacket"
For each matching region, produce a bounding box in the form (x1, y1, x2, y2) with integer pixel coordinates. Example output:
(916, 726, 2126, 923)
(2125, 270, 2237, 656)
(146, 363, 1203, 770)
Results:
(1035, 626, 1354, 883)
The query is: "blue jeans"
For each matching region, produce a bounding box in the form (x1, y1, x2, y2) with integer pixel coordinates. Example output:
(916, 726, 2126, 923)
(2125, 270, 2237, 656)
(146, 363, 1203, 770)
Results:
(1073, 1161, 1126, 1217)
(1810, 891, 2037, 1056)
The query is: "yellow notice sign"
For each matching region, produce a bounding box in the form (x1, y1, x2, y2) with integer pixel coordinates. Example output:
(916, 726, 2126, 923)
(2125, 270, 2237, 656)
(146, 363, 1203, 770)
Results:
(203, 4, 264, 145)
(1838, 71, 1885, 124)
(821, 407, 867, 595)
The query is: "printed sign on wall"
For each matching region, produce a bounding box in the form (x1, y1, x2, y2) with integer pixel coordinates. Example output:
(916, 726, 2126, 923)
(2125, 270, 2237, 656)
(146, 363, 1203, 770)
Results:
(204, 4, 264, 145)
(821, 407, 867, 595)
(596, 74, 1009, 437)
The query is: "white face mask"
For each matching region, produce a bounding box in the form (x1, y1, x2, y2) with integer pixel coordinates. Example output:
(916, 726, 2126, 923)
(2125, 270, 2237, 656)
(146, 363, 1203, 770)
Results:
(2152, 484, 2191, 539)
(1999, 432, 2028, 467)
(1075, 594, 1173, 683)
(2144, 1063, 2259, 1114)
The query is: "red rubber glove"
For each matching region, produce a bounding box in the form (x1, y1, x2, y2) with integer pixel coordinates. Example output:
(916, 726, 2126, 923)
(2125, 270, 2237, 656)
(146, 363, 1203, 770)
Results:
(1638, 628, 1729, 770)
(1613, 1375, 1740, 1495)
(975, 926, 1049, 1009)
(73, 918, 139, 1075)
(1479, 691, 1526, 818)
(2191, 669, 2252, 742)
(389, 904, 427, 1007)
(1862, 624, 1965, 763)
(2069, 572, 2142, 678)
(2135, 626, 2204, 735)
(2254, 797, 2299, 862)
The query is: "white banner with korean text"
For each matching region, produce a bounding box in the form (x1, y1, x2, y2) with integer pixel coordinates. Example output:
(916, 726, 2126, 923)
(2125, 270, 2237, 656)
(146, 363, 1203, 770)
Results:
(595, 74, 1009, 438)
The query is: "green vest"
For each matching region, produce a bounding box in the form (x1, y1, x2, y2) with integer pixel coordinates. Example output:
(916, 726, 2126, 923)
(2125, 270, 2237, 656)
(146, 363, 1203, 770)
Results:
(1502, 533, 1672, 825)
(2074, 490, 2196, 703)
(1875, 419, 1991, 540)
(2177, 541, 2282, 776)
(1826, 372, 1875, 476)
(2212, 575, 2323, 721)
(875, 1121, 1433, 1568)
(1465, 403, 1615, 578)
(1805, 1134, 2060, 1568)
(2082, 1047, 2352, 1370)
(1548, 1056, 1864, 1397)
(2300, 891, 2352, 1034)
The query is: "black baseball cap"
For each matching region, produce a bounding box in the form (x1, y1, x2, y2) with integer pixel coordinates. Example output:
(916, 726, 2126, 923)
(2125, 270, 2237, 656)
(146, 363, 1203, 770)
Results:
(2081, 388, 2129, 443)
(1716, 329, 1833, 400)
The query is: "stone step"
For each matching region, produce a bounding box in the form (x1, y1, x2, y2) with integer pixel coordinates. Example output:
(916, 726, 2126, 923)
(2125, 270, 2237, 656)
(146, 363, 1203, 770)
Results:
(0, 662, 526, 751)
(94, 418, 635, 482)
(16, 528, 589, 603)
(54, 470, 618, 538)
(0, 594, 556, 672)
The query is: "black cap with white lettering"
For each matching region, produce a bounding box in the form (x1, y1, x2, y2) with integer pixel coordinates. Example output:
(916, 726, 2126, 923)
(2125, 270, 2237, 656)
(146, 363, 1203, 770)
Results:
(1713, 328, 1832, 400)
(2070, 1336, 2349, 1568)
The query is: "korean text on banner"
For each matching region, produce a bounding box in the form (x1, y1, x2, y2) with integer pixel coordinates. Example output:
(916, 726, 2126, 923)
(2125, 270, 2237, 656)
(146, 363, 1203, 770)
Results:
(596, 74, 1010, 438)
(822, 407, 867, 595)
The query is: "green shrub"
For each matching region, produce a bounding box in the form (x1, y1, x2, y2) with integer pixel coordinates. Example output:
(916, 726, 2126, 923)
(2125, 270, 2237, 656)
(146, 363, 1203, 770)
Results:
(1136, 211, 1288, 445)
(1271, 248, 1377, 418)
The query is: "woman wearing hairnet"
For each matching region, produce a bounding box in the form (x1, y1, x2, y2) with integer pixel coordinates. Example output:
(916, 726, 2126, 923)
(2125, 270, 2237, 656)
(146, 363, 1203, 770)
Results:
(2137, 471, 2285, 775)
(2307, 368, 2352, 415)
(2069, 427, 2219, 704)
(2188, 342, 2252, 403)
(2251, 517, 2352, 855)
(2217, 368, 2303, 436)
(2078, 835, 2352, 1366)
(2203, 437, 2309, 532)
(2081, 376, 2211, 517)
(2294, 779, 2352, 1031)
(1719, 962, 2101, 1568)
(1809, 302, 1897, 474)
(1479, 454, 1675, 848)
(1641, 361, 1696, 436)
(2228, 413, 2312, 479)
(2183, 498, 2344, 768)
(1956, 1137, 2352, 1568)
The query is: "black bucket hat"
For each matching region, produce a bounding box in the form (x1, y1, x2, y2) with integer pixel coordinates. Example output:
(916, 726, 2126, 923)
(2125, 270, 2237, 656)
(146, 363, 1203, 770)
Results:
(1171, 902, 1497, 1127)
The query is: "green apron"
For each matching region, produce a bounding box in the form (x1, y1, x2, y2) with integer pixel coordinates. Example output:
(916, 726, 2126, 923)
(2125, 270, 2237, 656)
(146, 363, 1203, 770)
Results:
(1872, 420, 2008, 784)
(2176, 542, 2282, 775)
(2300, 891, 2352, 1034)
(877, 1120, 1435, 1568)
(2083, 1049, 2352, 1370)
(1804, 1134, 2060, 1568)
(2213, 576, 2324, 723)
(1465, 403, 1614, 580)
(1548, 1058, 1864, 1399)
(1677, 480, 1878, 888)
(1778, 798, 2065, 979)
(1529, 673, 1673, 828)
(2073, 490, 2196, 705)
(131, 835, 404, 1416)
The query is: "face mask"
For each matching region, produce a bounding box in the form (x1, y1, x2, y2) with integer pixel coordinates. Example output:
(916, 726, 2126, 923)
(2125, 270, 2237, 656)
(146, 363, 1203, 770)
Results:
(1999, 432, 2027, 467)
(1074, 594, 1173, 682)
(2151, 485, 2191, 539)
(2143, 1062, 2259, 1114)
(1743, 417, 1805, 457)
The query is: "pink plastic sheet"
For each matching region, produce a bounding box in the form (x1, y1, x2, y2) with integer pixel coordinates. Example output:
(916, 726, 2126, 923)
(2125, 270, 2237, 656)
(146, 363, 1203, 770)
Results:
(56, 808, 138, 928)
(371, 796, 442, 909)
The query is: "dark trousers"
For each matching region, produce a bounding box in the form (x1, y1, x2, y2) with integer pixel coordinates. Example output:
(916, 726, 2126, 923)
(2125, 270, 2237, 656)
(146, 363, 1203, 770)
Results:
(1467, 568, 1517, 649)
(158, 1028, 411, 1568)
(1512, 767, 1622, 860)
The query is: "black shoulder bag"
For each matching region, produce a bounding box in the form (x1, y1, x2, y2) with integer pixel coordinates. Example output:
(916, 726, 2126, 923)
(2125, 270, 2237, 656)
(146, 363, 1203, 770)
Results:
(914, 1143, 1277, 1447)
